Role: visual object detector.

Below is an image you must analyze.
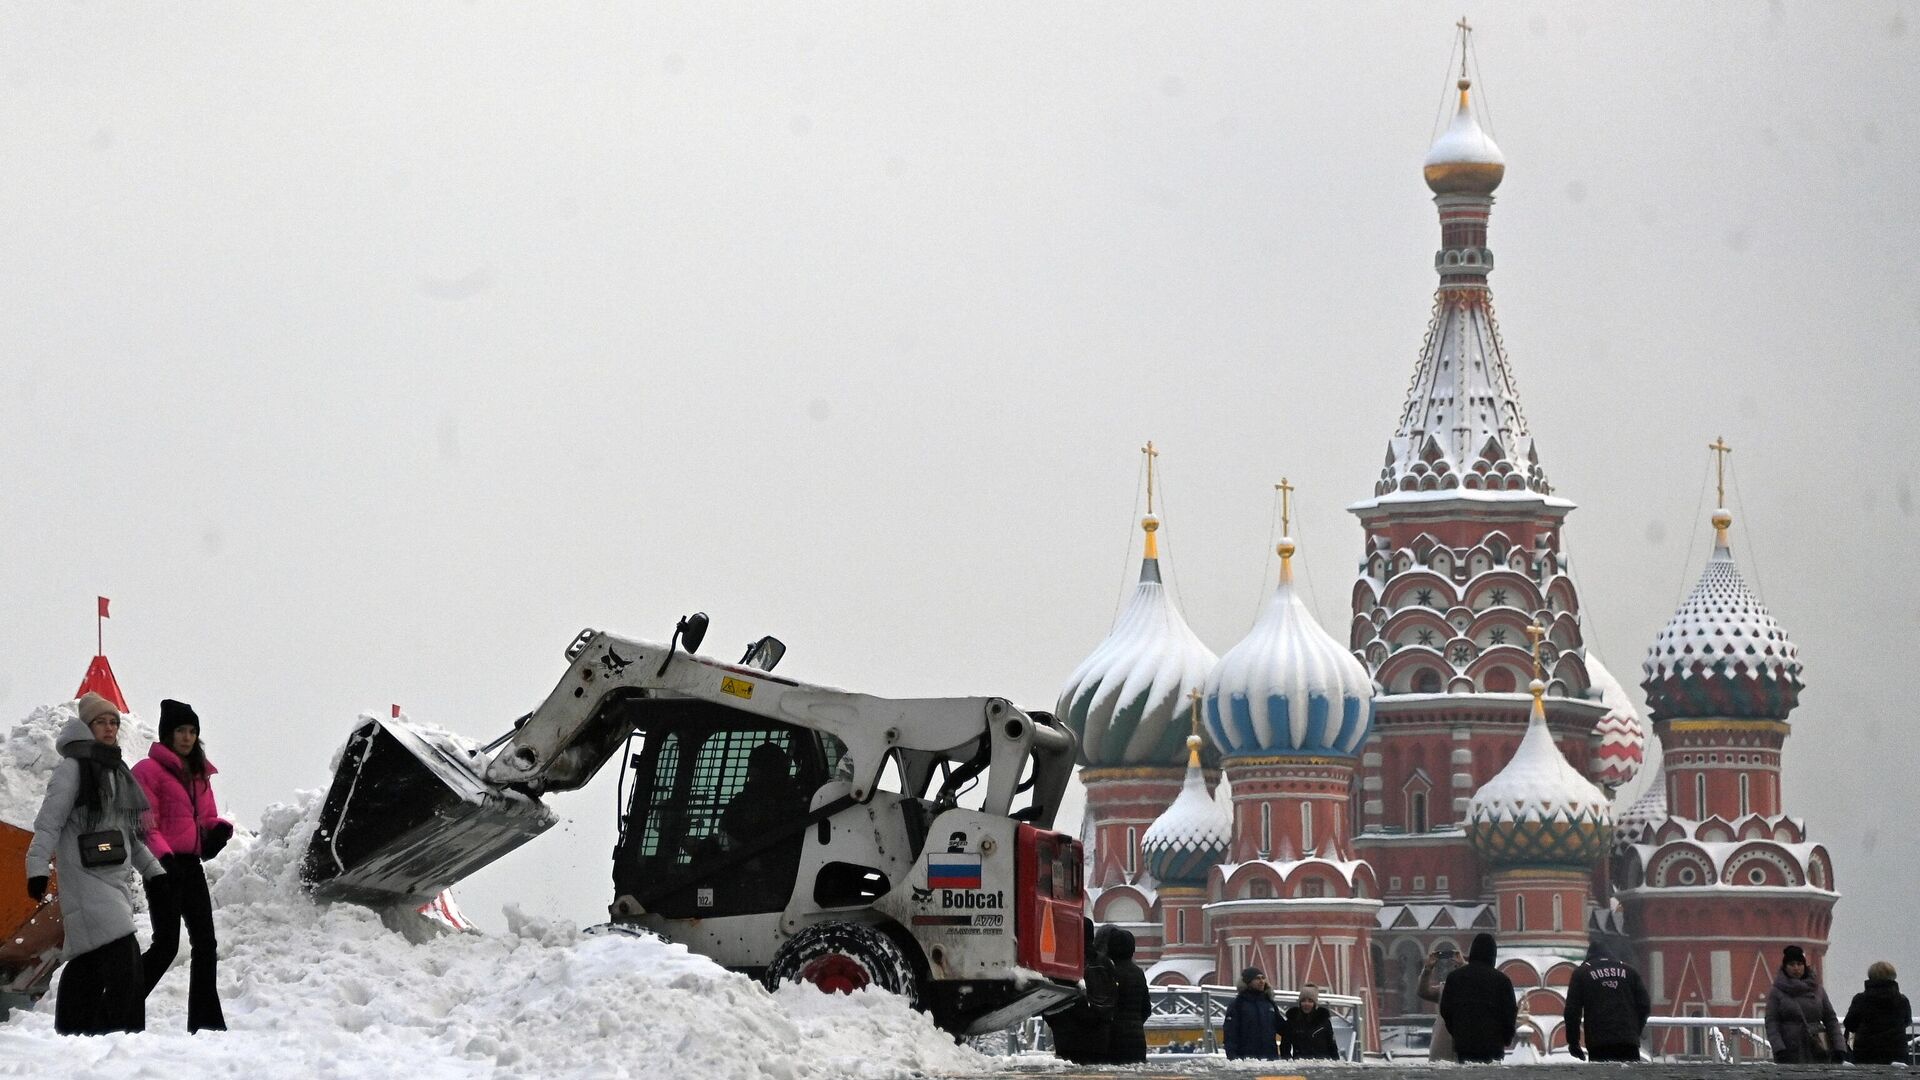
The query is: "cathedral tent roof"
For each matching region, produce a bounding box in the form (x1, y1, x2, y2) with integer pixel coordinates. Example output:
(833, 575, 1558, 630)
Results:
(1642, 510, 1802, 722)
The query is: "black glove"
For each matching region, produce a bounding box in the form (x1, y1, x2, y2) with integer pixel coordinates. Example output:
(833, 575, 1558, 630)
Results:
(1567, 1044, 1586, 1061)
(201, 821, 234, 859)
(26, 875, 48, 902)
(143, 872, 172, 907)
(159, 853, 182, 874)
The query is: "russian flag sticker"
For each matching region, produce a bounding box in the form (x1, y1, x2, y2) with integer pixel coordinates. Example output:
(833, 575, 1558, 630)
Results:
(928, 853, 983, 890)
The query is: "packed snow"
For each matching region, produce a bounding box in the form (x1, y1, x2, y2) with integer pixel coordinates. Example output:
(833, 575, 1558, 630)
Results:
(1, 707, 997, 1079)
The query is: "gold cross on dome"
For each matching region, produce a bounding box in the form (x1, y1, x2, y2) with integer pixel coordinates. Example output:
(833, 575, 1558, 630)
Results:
(1708, 436, 1732, 509)
(1188, 687, 1204, 738)
(1142, 440, 1159, 514)
(1456, 16, 1472, 78)
(1276, 477, 1294, 536)
(1526, 622, 1546, 679)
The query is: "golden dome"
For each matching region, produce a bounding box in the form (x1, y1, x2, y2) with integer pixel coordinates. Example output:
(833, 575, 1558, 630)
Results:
(1424, 79, 1506, 195)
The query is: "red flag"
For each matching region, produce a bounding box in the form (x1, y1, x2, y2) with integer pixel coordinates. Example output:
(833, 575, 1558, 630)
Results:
(392, 704, 402, 718)
(98, 597, 111, 619)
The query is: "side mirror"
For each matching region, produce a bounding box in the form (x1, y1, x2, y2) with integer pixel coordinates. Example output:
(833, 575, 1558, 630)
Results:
(679, 612, 709, 655)
(738, 636, 786, 672)
(658, 611, 711, 677)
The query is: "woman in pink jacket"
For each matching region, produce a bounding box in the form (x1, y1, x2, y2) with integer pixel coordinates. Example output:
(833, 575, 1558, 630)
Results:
(131, 699, 233, 1032)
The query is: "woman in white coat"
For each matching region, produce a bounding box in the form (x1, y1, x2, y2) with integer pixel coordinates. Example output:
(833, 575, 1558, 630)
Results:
(24, 692, 168, 1034)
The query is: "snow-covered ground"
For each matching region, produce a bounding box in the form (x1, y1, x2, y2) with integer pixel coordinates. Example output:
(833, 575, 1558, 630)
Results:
(1, 707, 994, 1080)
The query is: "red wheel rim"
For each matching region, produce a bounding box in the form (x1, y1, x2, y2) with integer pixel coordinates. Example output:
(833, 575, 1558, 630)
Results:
(797, 953, 871, 995)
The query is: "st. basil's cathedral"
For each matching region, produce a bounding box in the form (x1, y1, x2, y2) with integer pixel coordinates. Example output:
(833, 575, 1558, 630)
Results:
(1056, 41, 1832, 1058)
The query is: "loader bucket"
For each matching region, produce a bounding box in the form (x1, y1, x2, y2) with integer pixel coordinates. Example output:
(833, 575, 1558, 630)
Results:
(302, 717, 557, 908)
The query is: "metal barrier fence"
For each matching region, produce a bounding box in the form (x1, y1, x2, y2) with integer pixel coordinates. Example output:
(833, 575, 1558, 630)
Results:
(1002, 984, 1367, 1062)
(1641, 1017, 1919, 1065)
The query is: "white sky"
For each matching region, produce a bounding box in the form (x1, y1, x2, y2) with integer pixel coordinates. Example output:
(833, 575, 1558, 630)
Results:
(4, 3, 1916, 996)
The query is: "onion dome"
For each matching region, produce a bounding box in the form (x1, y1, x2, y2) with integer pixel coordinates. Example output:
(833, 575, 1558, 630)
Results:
(1059, 509, 1218, 768)
(1612, 760, 1669, 852)
(1141, 735, 1233, 887)
(1204, 533, 1374, 759)
(1424, 78, 1505, 195)
(1641, 507, 1802, 722)
(1467, 678, 1613, 867)
(1585, 651, 1646, 789)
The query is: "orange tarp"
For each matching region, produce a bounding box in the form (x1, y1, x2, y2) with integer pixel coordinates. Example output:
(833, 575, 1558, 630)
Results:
(0, 823, 36, 939)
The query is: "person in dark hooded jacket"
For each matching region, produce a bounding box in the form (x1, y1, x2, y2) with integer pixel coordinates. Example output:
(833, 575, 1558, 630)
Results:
(1843, 960, 1911, 1066)
(1281, 983, 1341, 1059)
(1099, 925, 1148, 1063)
(1222, 967, 1283, 1060)
(1765, 944, 1844, 1064)
(1563, 940, 1650, 1062)
(1439, 932, 1517, 1063)
(1046, 919, 1115, 1064)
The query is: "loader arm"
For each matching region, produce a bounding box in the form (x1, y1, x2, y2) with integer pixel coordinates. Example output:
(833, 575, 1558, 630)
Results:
(304, 628, 1077, 909)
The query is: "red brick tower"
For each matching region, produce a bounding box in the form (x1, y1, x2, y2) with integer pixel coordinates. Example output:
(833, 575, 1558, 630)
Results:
(1347, 54, 1633, 1037)
(1058, 446, 1218, 959)
(1202, 506, 1382, 1051)
(1616, 443, 1832, 1056)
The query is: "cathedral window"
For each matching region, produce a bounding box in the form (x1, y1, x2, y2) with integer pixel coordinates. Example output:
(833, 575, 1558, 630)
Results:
(1739, 775, 1751, 817)
(1515, 894, 1527, 931)
(1300, 878, 1326, 898)
(1300, 803, 1314, 853)
(1250, 879, 1272, 900)
(1695, 775, 1708, 819)
(1176, 909, 1187, 943)
(1127, 827, 1138, 875)
(1413, 670, 1443, 694)
(1260, 804, 1273, 856)
(1409, 791, 1430, 833)
(1552, 895, 1563, 931)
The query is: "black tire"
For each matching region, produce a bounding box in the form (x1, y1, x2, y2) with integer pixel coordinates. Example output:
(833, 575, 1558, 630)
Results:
(764, 921, 922, 1006)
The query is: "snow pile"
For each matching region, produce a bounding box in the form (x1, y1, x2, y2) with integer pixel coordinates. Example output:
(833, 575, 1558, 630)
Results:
(2, 720, 995, 1080)
(1, 703, 153, 829)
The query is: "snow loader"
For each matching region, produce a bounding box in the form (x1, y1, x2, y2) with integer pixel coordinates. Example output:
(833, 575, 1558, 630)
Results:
(302, 617, 1087, 1035)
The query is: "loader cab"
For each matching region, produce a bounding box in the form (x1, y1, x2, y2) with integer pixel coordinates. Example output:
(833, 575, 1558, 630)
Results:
(611, 697, 834, 919)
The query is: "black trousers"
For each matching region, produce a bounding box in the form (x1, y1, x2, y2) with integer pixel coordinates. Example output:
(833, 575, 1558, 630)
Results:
(55, 933, 144, 1035)
(1588, 1043, 1642, 1062)
(142, 856, 226, 1032)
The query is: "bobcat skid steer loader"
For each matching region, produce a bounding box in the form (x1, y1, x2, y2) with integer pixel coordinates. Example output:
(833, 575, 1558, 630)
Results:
(303, 617, 1086, 1034)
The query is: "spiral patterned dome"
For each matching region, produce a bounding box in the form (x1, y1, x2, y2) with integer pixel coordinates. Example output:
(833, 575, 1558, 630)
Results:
(1585, 651, 1646, 789)
(1204, 541, 1374, 759)
(1467, 681, 1614, 868)
(1141, 735, 1234, 887)
(1641, 513, 1802, 722)
(1059, 515, 1219, 768)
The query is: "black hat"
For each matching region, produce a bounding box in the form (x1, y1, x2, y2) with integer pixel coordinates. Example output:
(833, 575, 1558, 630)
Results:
(1783, 945, 1807, 965)
(1241, 966, 1265, 983)
(158, 699, 200, 742)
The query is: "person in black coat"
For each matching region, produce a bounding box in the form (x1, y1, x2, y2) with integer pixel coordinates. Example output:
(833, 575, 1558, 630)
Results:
(1766, 944, 1844, 1064)
(1100, 926, 1149, 1063)
(1281, 983, 1341, 1059)
(1564, 940, 1651, 1062)
(1222, 967, 1283, 1060)
(1844, 960, 1913, 1066)
(1046, 919, 1115, 1065)
(1439, 932, 1517, 1063)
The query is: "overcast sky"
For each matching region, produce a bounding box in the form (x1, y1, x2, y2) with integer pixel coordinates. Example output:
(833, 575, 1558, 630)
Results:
(4, 3, 1915, 992)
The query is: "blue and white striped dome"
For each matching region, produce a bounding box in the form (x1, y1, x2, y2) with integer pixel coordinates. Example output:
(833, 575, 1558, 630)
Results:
(1204, 541, 1375, 758)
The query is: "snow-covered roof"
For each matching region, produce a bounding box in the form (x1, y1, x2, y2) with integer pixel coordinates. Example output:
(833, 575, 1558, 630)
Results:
(1059, 519, 1218, 768)
(1376, 903, 1494, 932)
(1642, 515, 1802, 722)
(1140, 736, 1233, 886)
(1424, 81, 1506, 194)
(1612, 760, 1669, 851)
(1216, 855, 1374, 892)
(1145, 954, 1216, 986)
(1204, 544, 1373, 758)
(1466, 683, 1612, 867)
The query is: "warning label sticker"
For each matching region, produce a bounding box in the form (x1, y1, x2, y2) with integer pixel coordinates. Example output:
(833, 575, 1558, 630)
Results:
(720, 676, 754, 699)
